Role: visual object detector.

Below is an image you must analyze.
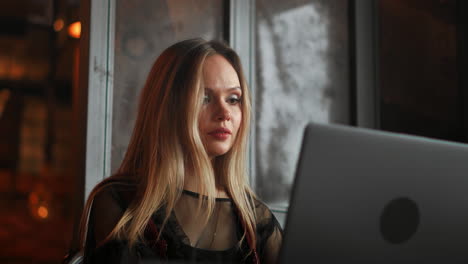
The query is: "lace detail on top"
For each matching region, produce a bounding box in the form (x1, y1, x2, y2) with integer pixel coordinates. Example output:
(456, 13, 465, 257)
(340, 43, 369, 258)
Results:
(86, 182, 283, 264)
(171, 190, 240, 251)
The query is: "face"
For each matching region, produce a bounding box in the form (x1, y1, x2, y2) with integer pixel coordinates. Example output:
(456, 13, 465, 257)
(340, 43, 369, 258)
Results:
(199, 54, 242, 159)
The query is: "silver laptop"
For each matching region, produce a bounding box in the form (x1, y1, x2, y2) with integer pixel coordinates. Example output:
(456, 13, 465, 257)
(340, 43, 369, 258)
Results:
(280, 123, 468, 264)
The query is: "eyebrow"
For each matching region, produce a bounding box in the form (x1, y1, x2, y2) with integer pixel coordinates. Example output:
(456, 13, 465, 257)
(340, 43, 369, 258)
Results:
(205, 86, 241, 91)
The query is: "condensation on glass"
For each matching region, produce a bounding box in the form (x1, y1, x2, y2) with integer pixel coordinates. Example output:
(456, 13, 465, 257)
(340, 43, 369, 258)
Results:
(111, 0, 226, 173)
(255, 0, 350, 212)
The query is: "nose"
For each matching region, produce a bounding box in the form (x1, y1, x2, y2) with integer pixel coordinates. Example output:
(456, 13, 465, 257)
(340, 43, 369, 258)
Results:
(215, 102, 231, 121)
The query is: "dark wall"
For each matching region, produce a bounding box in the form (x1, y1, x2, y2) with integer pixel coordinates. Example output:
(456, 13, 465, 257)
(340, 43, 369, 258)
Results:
(378, 0, 465, 142)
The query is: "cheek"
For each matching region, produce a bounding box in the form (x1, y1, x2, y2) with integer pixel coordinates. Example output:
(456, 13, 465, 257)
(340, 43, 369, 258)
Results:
(198, 109, 209, 130)
(233, 110, 242, 133)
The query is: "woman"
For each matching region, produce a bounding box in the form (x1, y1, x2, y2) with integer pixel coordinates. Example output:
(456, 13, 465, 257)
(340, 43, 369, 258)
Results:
(79, 38, 282, 263)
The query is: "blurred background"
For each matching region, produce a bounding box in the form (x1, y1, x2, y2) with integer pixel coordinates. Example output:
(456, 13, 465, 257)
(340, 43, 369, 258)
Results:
(0, 0, 79, 263)
(0, 0, 466, 263)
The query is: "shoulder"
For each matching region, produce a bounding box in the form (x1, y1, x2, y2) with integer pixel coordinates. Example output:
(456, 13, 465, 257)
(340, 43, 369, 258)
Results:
(91, 177, 138, 215)
(251, 198, 284, 263)
(89, 179, 138, 246)
(93, 180, 137, 210)
(251, 198, 282, 232)
(252, 198, 273, 221)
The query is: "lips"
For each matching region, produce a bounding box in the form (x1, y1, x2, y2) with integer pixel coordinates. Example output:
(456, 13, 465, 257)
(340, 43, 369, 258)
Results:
(208, 128, 232, 140)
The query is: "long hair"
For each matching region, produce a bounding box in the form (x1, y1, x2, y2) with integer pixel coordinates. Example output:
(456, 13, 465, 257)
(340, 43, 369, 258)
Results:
(78, 38, 257, 252)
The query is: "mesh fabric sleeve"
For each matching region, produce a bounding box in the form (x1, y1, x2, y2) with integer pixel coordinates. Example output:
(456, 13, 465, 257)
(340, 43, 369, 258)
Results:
(254, 200, 284, 264)
(85, 184, 146, 263)
(90, 185, 126, 246)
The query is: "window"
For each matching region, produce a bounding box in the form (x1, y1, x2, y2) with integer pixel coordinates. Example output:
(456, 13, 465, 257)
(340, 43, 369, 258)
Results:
(254, 0, 351, 226)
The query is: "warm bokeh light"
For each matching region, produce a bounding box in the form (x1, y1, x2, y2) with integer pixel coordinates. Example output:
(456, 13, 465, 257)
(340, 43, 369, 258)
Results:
(68, 21, 81, 39)
(0, 59, 6, 78)
(10, 63, 25, 80)
(0, 89, 11, 118)
(28, 192, 39, 205)
(37, 206, 49, 219)
(28, 187, 52, 220)
(54, 19, 64, 32)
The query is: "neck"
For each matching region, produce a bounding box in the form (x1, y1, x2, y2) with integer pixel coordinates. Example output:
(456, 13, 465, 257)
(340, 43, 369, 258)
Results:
(183, 173, 229, 199)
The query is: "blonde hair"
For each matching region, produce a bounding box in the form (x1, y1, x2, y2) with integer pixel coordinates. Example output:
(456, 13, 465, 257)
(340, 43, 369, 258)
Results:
(79, 38, 257, 253)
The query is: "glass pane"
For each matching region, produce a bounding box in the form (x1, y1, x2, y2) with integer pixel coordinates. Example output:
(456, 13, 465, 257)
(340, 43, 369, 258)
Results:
(111, 0, 226, 173)
(255, 0, 350, 211)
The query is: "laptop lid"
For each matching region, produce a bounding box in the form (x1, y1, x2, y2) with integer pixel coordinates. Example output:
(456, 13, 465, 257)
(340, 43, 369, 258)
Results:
(280, 123, 468, 263)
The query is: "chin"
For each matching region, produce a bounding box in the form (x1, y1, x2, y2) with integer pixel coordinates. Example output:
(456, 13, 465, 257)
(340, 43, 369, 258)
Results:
(207, 144, 232, 158)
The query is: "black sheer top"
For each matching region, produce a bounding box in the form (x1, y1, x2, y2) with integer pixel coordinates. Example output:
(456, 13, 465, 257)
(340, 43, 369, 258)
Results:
(84, 182, 283, 264)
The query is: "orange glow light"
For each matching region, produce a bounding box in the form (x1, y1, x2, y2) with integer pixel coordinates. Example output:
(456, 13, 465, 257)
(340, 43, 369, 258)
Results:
(10, 63, 25, 80)
(68, 21, 81, 39)
(29, 192, 39, 205)
(54, 19, 64, 32)
(38, 206, 49, 219)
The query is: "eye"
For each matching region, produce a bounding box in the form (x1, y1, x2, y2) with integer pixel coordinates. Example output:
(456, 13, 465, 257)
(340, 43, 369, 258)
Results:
(226, 94, 241, 105)
(203, 94, 211, 104)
